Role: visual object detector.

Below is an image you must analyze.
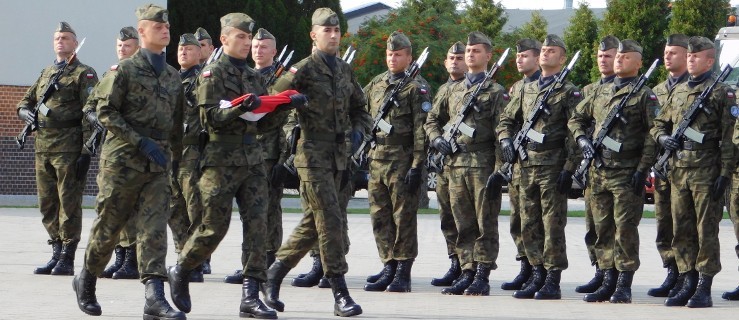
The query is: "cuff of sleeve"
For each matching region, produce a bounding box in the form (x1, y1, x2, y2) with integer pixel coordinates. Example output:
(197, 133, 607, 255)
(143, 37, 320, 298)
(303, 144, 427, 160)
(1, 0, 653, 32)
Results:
(563, 161, 576, 173)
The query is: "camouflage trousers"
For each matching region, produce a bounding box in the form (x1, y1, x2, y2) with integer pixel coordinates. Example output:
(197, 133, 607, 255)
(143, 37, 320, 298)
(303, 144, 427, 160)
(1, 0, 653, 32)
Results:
(508, 181, 525, 259)
(84, 160, 170, 282)
(583, 187, 597, 265)
(729, 176, 739, 270)
(448, 166, 500, 271)
(179, 164, 268, 281)
(276, 167, 348, 277)
(669, 166, 722, 276)
(309, 177, 351, 257)
(435, 169, 457, 257)
(519, 165, 568, 270)
(368, 159, 419, 263)
(653, 177, 674, 267)
(238, 159, 283, 267)
(168, 159, 202, 253)
(116, 220, 138, 248)
(35, 152, 84, 245)
(589, 167, 643, 271)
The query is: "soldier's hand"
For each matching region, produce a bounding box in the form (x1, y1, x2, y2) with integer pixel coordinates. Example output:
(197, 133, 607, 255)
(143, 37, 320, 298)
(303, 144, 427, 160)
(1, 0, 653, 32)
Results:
(350, 130, 363, 154)
(556, 170, 573, 194)
(238, 94, 261, 112)
(657, 134, 680, 151)
(18, 108, 36, 126)
(500, 138, 515, 163)
(630, 170, 647, 195)
(576, 135, 595, 159)
(75, 154, 91, 181)
(485, 172, 502, 194)
(711, 176, 730, 200)
(270, 163, 289, 187)
(138, 137, 167, 168)
(84, 110, 104, 132)
(432, 137, 452, 155)
(404, 167, 422, 190)
(287, 93, 308, 110)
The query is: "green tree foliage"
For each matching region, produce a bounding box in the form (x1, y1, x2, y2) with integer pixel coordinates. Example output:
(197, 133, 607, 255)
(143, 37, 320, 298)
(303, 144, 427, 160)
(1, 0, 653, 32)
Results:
(669, 0, 731, 38)
(462, 0, 508, 41)
(563, 2, 599, 87)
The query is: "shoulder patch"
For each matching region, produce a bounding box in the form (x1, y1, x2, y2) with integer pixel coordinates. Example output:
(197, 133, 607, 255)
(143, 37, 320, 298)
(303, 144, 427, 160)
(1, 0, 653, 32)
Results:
(86, 73, 95, 79)
(420, 86, 428, 95)
(289, 66, 299, 74)
(503, 93, 510, 101)
(649, 94, 657, 101)
(655, 107, 661, 117)
(110, 64, 118, 71)
(202, 70, 212, 78)
(731, 105, 739, 118)
(572, 91, 581, 98)
(421, 101, 432, 112)
(728, 91, 735, 99)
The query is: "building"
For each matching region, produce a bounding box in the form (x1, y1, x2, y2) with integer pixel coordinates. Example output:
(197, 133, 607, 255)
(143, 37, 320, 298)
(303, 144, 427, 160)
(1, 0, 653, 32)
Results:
(345, 2, 393, 34)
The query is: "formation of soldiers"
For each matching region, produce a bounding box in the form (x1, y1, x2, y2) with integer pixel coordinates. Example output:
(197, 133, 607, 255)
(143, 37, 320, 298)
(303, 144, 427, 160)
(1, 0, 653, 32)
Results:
(16, 2, 739, 319)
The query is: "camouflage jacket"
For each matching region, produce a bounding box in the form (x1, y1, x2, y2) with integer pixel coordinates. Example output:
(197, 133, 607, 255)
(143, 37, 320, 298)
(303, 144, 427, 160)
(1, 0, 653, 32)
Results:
(652, 73, 688, 118)
(95, 49, 184, 172)
(18, 59, 98, 153)
(181, 65, 202, 163)
(256, 65, 286, 161)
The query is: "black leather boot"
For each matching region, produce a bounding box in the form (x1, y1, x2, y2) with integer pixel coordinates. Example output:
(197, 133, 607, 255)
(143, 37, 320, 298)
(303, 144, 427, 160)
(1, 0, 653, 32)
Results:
(584, 268, 617, 302)
(364, 260, 396, 291)
(665, 270, 698, 306)
(292, 255, 323, 287)
(668, 273, 686, 298)
(167, 264, 192, 313)
(188, 264, 204, 283)
(464, 263, 491, 296)
(386, 259, 413, 292)
(501, 257, 531, 290)
(535, 269, 562, 300)
(575, 264, 603, 293)
(366, 259, 397, 284)
(73, 268, 102, 316)
(143, 278, 186, 320)
(51, 241, 77, 275)
(266, 251, 276, 269)
(202, 257, 212, 275)
(112, 246, 139, 279)
(225, 269, 245, 284)
(431, 255, 461, 287)
(722, 284, 739, 300)
(262, 260, 291, 312)
(686, 273, 713, 308)
(513, 265, 546, 299)
(610, 271, 634, 303)
(648, 261, 678, 297)
(100, 245, 125, 278)
(329, 275, 363, 317)
(34, 239, 62, 275)
(441, 269, 474, 295)
(240, 277, 277, 319)
(318, 276, 331, 288)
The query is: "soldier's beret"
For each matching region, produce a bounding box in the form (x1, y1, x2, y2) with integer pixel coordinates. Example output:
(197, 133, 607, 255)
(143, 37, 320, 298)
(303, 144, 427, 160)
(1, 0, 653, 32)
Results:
(666, 34, 689, 48)
(448, 41, 465, 54)
(195, 27, 211, 41)
(220, 13, 255, 34)
(598, 35, 620, 51)
(543, 34, 566, 51)
(136, 4, 168, 23)
(688, 36, 714, 53)
(118, 26, 138, 41)
(55, 22, 75, 35)
(618, 39, 643, 55)
(387, 31, 411, 51)
(312, 8, 339, 26)
(178, 33, 199, 47)
(516, 38, 542, 53)
(255, 28, 275, 41)
(467, 31, 492, 47)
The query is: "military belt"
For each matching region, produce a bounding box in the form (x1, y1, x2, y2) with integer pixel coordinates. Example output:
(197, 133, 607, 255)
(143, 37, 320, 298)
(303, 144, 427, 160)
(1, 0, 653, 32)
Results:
(37, 119, 80, 129)
(182, 135, 198, 146)
(302, 131, 345, 143)
(526, 139, 564, 151)
(209, 134, 255, 145)
(457, 140, 494, 153)
(375, 135, 413, 146)
(681, 139, 719, 151)
(599, 148, 641, 160)
(132, 126, 168, 140)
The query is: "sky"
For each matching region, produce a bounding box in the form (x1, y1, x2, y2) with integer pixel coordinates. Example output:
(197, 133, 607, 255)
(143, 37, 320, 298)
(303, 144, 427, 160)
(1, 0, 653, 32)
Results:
(340, 0, 739, 11)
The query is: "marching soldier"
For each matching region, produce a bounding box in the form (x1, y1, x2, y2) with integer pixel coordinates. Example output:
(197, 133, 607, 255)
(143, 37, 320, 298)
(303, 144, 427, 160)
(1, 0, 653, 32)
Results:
(195, 27, 214, 65)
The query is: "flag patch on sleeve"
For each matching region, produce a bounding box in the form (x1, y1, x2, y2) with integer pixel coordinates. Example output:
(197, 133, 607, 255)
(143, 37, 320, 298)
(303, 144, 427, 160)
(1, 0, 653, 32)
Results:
(572, 91, 581, 97)
(289, 67, 298, 74)
(110, 65, 118, 71)
(728, 91, 735, 99)
(202, 70, 212, 78)
(86, 73, 95, 79)
(649, 94, 657, 101)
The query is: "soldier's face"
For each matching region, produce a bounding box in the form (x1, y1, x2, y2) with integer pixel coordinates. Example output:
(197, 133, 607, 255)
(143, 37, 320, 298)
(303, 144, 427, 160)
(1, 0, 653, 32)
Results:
(221, 28, 253, 60)
(252, 39, 277, 67)
(614, 52, 642, 77)
(138, 21, 170, 51)
(311, 25, 341, 55)
(465, 44, 492, 71)
(597, 49, 616, 76)
(539, 46, 566, 69)
(663, 45, 687, 73)
(386, 49, 412, 74)
(687, 50, 715, 76)
(445, 53, 466, 78)
(53, 32, 77, 57)
(516, 50, 539, 75)
(116, 39, 139, 61)
(199, 39, 214, 61)
(178, 44, 201, 69)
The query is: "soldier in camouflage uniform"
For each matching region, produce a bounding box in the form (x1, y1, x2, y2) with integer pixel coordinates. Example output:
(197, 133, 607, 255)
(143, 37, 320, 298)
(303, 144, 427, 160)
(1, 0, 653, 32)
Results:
(263, 8, 368, 317)
(575, 35, 619, 294)
(647, 34, 689, 298)
(72, 5, 184, 319)
(18, 22, 98, 277)
(426, 32, 506, 296)
(727, 166, 739, 300)
(500, 38, 541, 291)
(195, 27, 214, 65)
(651, 36, 736, 308)
(497, 34, 582, 300)
(570, 40, 658, 304)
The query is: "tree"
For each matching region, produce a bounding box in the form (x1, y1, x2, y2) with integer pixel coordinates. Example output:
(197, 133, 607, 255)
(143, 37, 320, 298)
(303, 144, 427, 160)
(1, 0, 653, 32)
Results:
(462, 0, 508, 41)
(563, 2, 599, 87)
(669, 0, 731, 39)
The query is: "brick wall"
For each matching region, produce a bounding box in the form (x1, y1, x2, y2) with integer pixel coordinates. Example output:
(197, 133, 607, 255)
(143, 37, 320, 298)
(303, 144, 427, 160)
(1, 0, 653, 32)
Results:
(0, 85, 100, 196)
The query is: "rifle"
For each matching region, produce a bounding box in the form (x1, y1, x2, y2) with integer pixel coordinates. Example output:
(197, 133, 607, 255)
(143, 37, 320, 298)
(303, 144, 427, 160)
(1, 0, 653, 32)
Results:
(572, 58, 660, 188)
(651, 63, 734, 180)
(427, 48, 510, 174)
(341, 45, 355, 62)
(266, 46, 294, 87)
(281, 124, 301, 176)
(17, 38, 87, 150)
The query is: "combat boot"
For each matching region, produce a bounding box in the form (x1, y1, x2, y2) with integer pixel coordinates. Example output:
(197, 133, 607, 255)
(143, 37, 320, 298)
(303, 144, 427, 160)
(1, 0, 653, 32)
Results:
(386, 259, 413, 292)
(431, 255, 461, 287)
(240, 277, 277, 319)
(366, 259, 397, 284)
(534, 269, 562, 300)
(722, 285, 739, 300)
(364, 260, 396, 291)
(167, 264, 192, 313)
(34, 239, 61, 275)
(501, 257, 531, 290)
(318, 276, 331, 288)
(188, 264, 204, 283)
(51, 241, 77, 276)
(648, 261, 678, 297)
(73, 268, 102, 316)
(575, 264, 603, 293)
(441, 269, 474, 295)
(668, 273, 686, 298)
(291, 255, 323, 287)
(513, 265, 546, 299)
(202, 257, 212, 275)
(464, 263, 491, 296)
(686, 273, 713, 308)
(610, 271, 634, 303)
(328, 275, 363, 317)
(112, 246, 139, 279)
(664, 270, 698, 306)
(224, 270, 245, 284)
(584, 268, 617, 302)
(143, 278, 186, 320)
(266, 251, 276, 268)
(262, 260, 291, 312)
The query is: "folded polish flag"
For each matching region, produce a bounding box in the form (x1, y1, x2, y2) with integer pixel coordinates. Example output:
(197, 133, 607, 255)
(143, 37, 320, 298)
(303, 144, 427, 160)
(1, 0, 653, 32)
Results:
(219, 90, 300, 121)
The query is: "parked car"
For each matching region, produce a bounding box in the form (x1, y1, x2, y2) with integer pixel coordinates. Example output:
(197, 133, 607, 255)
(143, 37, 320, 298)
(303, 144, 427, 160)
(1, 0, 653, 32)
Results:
(645, 172, 656, 204)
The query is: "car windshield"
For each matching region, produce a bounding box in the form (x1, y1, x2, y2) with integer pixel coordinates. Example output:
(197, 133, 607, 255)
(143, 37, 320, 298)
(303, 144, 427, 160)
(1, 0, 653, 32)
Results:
(716, 39, 739, 87)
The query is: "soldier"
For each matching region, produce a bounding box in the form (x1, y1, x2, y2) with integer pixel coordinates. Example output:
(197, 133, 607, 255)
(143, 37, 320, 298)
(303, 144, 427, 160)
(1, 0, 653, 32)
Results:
(727, 173, 739, 300)
(569, 40, 658, 303)
(72, 4, 184, 319)
(426, 31, 505, 296)
(500, 38, 542, 291)
(262, 7, 368, 317)
(575, 35, 619, 294)
(497, 34, 581, 300)
(651, 36, 735, 308)
(428, 41, 467, 287)
(647, 34, 689, 298)
(18, 21, 98, 276)
(195, 27, 214, 64)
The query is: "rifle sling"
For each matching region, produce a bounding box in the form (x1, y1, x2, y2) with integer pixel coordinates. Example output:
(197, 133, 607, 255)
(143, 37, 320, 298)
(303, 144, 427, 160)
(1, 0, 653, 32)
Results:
(37, 119, 81, 129)
(525, 138, 564, 152)
(375, 135, 413, 146)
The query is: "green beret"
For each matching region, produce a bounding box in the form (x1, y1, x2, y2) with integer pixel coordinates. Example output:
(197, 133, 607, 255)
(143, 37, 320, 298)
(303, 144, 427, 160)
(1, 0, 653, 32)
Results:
(135, 4, 168, 23)
(387, 31, 411, 51)
(118, 26, 138, 41)
(255, 28, 275, 41)
(312, 7, 339, 26)
(448, 41, 465, 54)
(220, 13, 255, 34)
(618, 39, 643, 54)
(666, 34, 689, 49)
(516, 38, 542, 53)
(467, 31, 491, 47)
(688, 36, 714, 53)
(178, 33, 199, 47)
(542, 34, 566, 51)
(55, 22, 75, 35)
(195, 27, 211, 41)
(598, 35, 620, 51)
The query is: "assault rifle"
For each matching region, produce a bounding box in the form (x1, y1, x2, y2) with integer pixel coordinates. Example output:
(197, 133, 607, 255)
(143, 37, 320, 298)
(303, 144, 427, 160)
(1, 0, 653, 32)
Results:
(342, 45, 356, 64)
(266, 46, 294, 86)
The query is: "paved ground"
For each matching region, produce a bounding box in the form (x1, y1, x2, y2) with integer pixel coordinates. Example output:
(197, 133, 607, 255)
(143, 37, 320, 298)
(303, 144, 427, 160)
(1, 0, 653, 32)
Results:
(0, 193, 736, 319)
